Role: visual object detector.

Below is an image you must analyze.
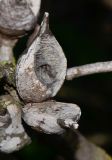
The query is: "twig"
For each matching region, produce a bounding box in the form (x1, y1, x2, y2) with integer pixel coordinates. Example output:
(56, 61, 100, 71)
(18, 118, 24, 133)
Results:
(66, 61, 112, 80)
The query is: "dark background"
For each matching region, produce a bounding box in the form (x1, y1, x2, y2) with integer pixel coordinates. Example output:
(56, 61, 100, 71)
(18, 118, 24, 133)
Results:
(42, 0, 112, 153)
(2, 0, 112, 159)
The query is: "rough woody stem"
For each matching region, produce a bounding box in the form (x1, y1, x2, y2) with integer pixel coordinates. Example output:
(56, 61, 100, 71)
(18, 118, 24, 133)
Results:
(66, 61, 112, 80)
(0, 35, 17, 64)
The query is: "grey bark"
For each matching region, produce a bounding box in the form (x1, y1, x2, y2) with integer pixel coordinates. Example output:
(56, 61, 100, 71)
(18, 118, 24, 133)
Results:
(66, 61, 112, 80)
(16, 13, 67, 103)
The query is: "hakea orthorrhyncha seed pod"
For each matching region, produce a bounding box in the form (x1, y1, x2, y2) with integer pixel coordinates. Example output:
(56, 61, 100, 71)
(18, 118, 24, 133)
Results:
(22, 101, 81, 134)
(0, 0, 41, 37)
(16, 12, 81, 135)
(16, 12, 67, 103)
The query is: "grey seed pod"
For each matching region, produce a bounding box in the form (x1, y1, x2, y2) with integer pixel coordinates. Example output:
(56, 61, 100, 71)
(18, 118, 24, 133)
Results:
(22, 101, 81, 134)
(0, 95, 31, 153)
(0, 0, 41, 37)
(16, 12, 67, 103)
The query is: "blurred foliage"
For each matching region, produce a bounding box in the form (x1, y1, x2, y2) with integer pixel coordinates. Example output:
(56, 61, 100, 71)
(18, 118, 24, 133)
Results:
(63, 130, 112, 160)
(1, 0, 112, 159)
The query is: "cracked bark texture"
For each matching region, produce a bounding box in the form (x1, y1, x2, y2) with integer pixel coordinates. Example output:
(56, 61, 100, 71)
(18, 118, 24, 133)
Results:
(66, 61, 112, 80)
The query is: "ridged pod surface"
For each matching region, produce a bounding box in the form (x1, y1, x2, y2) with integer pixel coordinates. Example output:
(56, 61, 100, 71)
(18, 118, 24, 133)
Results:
(16, 12, 67, 103)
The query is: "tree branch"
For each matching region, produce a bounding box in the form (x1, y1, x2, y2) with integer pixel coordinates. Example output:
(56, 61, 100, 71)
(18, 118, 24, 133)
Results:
(66, 61, 112, 80)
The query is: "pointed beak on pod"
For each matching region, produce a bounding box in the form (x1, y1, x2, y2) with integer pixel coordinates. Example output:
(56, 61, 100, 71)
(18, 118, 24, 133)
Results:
(16, 12, 67, 103)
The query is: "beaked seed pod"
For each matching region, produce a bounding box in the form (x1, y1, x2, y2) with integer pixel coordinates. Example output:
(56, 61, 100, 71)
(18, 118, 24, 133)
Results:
(22, 101, 81, 134)
(0, 0, 41, 37)
(16, 12, 67, 103)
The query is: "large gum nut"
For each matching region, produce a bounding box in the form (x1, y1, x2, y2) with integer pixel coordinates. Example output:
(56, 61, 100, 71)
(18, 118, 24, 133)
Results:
(16, 12, 67, 103)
